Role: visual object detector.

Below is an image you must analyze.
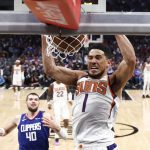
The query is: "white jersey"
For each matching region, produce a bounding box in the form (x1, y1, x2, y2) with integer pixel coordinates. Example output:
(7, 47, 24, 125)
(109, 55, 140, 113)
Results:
(144, 63, 150, 75)
(12, 65, 22, 86)
(72, 75, 119, 146)
(53, 82, 68, 102)
(52, 82, 70, 123)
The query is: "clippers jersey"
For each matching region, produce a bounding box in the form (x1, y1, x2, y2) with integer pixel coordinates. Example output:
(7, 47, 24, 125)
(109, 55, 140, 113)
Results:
(18, 111, 49, 150)
(72, 75, 119, 146)
(53, 82, 68, 102)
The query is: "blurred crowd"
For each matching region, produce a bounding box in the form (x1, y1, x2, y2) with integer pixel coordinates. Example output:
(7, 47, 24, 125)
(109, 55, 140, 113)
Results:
(107, 0, 150, 12)
(0, 34, 149, 90)
(0, 1, 150, 89)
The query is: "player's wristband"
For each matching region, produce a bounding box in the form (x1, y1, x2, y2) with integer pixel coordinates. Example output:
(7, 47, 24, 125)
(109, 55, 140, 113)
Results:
(0, 128, 6, 136)
(57, 128, 68, 139)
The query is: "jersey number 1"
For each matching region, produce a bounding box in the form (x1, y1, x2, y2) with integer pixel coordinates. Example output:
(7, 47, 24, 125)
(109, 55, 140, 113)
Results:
(82, 94, 88, 112)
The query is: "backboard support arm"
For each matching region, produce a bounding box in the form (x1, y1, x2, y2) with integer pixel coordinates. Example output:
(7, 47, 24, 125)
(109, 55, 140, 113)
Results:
(0, 12, 150, 35)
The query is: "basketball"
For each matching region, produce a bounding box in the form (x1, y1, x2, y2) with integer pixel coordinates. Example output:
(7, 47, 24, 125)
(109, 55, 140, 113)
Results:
(51, 35, 85, 53)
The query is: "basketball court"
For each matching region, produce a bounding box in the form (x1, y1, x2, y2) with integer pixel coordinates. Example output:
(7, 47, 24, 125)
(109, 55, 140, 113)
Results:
(0, 89, 150, 150)
(0, 0, 150, 150)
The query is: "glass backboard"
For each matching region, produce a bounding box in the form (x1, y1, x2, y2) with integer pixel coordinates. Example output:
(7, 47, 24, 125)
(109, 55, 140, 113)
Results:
(14, 0, 29, 12)
(84, 35, 103, 47)
(81, 0, 106, 13)
(14, 0, 106, 12)
(0, 0, 106, 13)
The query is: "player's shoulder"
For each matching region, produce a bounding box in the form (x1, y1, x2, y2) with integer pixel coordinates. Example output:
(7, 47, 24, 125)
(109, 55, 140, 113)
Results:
(78, 72, 88, 80)
(13, 114, 21, 125)
(78, 71, 88, 79)
(51, 82, 55, 86)
(15, 114, 21, 119)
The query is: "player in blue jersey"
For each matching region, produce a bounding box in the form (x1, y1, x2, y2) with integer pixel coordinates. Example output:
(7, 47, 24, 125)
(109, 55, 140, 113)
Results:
(41, 35, 136, 150)
(0, 92, 67, 150)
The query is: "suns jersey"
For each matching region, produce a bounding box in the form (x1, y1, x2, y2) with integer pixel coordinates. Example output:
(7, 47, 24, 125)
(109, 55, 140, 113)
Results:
(144, 63, 150, 74)
(53, 82, 68, 102)
(18, 111, 49, 150)
(13, 65, 22, 76)
(13, 65, 22, 86)
(72, 75, 119, 146)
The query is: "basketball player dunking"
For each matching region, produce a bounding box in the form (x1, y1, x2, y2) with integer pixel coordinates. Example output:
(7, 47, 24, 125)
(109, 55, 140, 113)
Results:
(47, 81, 71, 145)
(42, 35, 136, 150)
(0, 93, 67, 150)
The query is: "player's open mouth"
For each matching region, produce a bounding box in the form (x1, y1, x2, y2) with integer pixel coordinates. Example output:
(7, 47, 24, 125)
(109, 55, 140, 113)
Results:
(90, 66, 99, 70)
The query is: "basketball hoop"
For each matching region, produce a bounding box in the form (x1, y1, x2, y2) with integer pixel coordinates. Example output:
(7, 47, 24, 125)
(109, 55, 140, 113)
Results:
(45, 35, 86, 59)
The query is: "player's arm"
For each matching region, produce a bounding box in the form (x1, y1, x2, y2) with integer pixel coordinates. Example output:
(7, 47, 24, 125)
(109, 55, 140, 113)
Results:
(42, 113, 68, 139)
(68, 92, 73, 105)
(12, 65, 14, 74)
(142, 63, 146, 72)
(110, 35, 136, 94)
(65, 85, 72, 105)
(47, 84, 53, 109)
(41, 35, 87, 85)
(47, 83, 53, 101)
(0, 115, 19, 136)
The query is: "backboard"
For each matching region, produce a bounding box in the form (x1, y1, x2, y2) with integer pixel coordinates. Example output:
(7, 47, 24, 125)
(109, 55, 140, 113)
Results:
(81, 0, 106, 13)
(81, 0, 105, 47)
(14, 0, 29, 12)
(84, 35, 103, 47)
(0, 0, 149, 35)
(13, 0, 106, 13)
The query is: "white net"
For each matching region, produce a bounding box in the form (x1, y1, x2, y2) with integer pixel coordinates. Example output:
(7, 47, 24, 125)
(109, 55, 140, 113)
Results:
(45, 35, 86, 59)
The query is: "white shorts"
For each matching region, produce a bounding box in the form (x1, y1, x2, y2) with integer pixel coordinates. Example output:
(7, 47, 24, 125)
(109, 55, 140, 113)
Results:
(144, 74, 150, 82)
(12, 74, 22, 86)
(12, 78, 22, 86)
(53, 102, 70, 122)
